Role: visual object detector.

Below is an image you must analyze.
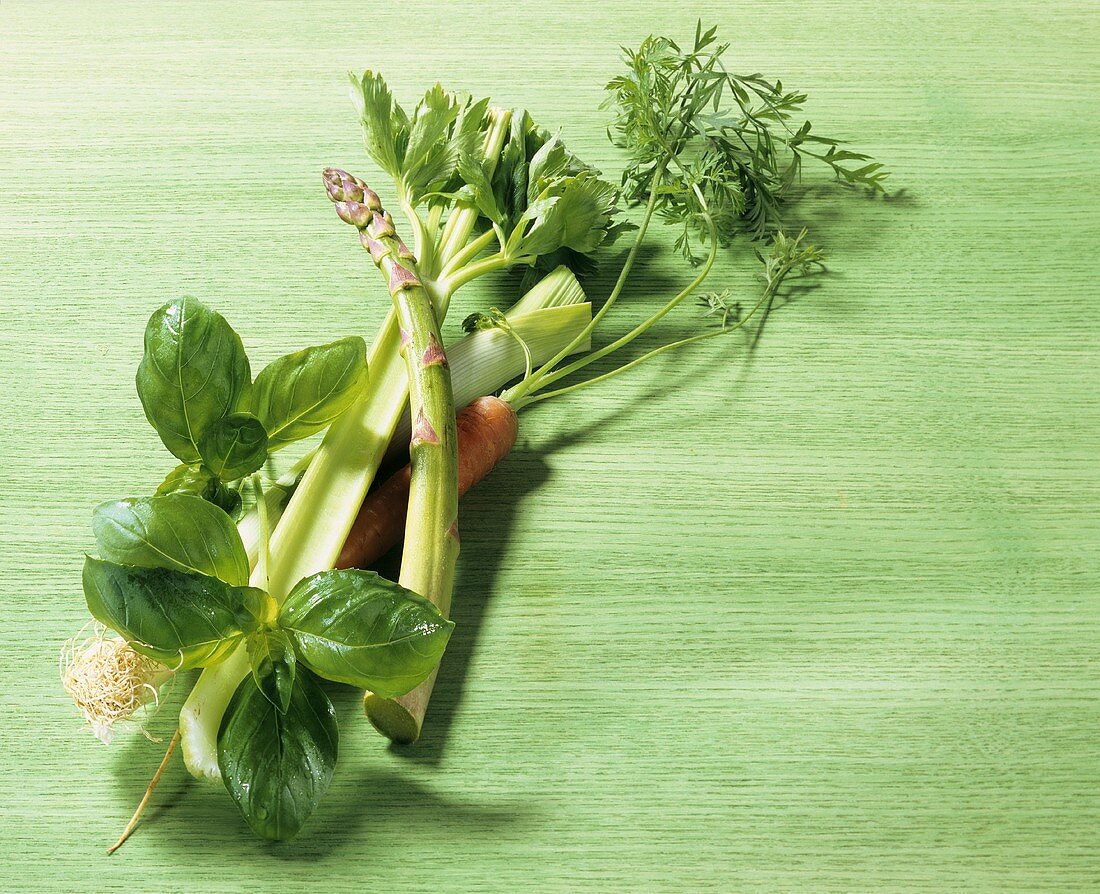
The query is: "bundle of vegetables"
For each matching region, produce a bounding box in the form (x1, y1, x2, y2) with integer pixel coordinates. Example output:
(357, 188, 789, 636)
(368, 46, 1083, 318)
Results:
(63, 22, 885, 848)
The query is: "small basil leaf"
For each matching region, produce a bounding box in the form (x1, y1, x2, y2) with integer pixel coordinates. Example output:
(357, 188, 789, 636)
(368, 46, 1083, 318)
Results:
(82, 557, 258, 668)
(278, 569, 454, 698)
(136, 296, 252, 463)
(92, 493, 250, 586)
(218, 667, 337, 841)
(246, 629, 297, 714)
(241, 587, 278, 629)
(156, 462, 213, 497)
(157, 464, 243, 517)
(198, 412, 268, 481)
(250, 337, 368, 451)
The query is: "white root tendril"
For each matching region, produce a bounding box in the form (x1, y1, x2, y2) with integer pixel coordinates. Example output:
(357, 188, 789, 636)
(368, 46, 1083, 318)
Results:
(60, 623, 174, 744)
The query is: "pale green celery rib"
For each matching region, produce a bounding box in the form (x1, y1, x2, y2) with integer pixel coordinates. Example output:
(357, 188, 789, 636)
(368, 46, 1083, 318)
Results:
(265, 310, 409, 596)
(238, 479, 296, 568)
(181, 274, 590, 782)
(502, 265, 585, 314)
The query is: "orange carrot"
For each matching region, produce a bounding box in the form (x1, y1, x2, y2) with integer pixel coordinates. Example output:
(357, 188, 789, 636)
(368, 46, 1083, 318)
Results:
(336, 395, 518, 570)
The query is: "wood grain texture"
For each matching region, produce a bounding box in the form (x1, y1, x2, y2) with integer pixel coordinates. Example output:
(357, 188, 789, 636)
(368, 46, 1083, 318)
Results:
(2, 1, 1098, 891)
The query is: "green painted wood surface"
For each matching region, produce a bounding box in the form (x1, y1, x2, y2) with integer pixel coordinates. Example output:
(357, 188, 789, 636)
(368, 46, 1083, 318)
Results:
(2, 2, 1098, 890)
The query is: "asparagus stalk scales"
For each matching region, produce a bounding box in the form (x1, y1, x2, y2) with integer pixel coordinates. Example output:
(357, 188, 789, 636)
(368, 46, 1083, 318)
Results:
(328, 171, 459, 742)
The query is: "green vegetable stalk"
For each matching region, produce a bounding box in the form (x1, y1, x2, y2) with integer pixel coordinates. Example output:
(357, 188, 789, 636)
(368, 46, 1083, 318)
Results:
(261, 108, 510, 602)
(327, 175, 460, 742)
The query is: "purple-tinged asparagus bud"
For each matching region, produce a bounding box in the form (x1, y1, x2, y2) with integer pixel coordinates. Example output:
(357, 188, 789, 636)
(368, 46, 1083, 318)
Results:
(388, 263, 420, 293)
(362, 186, 382, 210)
(421, 332, 447, 368)
(323, 168, 381, 209)
(335, 200, 373, 229)
(323, 167, 362, 200)
(361, 232, 388, 262)
(340, 179, 365, 203)
(397, 240, 416, 262)
(411, 408, 440, 446)
(367, 211, 397, 240)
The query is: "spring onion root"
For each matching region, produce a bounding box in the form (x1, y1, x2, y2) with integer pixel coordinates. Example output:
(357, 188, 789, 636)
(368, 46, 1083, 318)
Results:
(61, 625, 173, 744)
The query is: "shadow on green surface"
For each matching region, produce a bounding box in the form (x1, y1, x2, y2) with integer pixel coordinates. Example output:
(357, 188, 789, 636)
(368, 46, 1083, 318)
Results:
(387, 450, 552, 766)
(389, 378, 716, 766)
(105, 682, 525, 856)
(287, 763, 525, 859)
(778, 181, 912, 251)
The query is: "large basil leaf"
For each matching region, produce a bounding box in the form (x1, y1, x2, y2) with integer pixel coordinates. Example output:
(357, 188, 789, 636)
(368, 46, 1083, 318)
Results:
(250, 337, 368, 451)
(218, 668, 337, 841)
(136, 296, 252, 463)
(92, 494, 250, 587)
(82, 557, 258, 668)
(246, 628, 297, 714)
(198, 412, 268, 480)
(278, 569, 454, 698)
(157, 463, 242, 517)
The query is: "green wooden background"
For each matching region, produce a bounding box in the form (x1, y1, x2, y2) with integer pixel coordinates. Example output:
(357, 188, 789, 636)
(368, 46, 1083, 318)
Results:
(2, 1, 1097, 891)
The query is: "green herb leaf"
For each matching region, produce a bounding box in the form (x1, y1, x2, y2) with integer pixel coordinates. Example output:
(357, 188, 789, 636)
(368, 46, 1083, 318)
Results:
(606, 26, 887, 250)
(92, 493, 250, 586)
(136, 297, 252, 463)
(517, 173, 620, 258)
(156, 463, 241, 517)
(246, 628, 297, 714)
(278, 569, 454, 698)
(250, 337, 368, 451)
(82, 557, 259, 668)
(402, 83, 463, 201)
(454, 97, 500, 222)
(461, 310, 504, 333)
(349, 69, 406, 178)
(198, 412, 268, 480)
(218, 668, 337, 841)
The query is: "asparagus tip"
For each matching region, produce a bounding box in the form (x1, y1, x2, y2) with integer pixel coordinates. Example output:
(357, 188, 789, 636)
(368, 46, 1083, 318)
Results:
(323, 167, 380, 212)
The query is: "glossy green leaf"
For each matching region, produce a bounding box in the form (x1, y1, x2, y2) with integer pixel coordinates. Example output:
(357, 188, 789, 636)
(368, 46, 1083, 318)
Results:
(250, 337, 368, 451)
(92, 493, 249, 586)
(156, 463, 242, 517)
(526, 133, 574, 200)
(136, 296, 252, 463)
(278, 569, 454, 698)
(246, 628, 296, 714)
(198, 412, 268, 480)
(82, 557, 259, 668)
(218, 668, 337, 841)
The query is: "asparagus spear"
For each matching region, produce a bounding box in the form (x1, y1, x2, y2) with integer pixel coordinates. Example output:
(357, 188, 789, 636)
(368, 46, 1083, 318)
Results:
(328, 178, 459, 742)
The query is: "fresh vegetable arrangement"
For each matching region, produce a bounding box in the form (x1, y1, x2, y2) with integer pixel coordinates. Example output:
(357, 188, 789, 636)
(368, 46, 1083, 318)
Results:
(62, 23, 885, 848)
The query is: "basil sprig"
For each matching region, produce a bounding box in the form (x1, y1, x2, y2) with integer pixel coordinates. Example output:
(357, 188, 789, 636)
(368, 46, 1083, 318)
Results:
(82, 494, 453, 839)
(136, 296, 368, 509)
